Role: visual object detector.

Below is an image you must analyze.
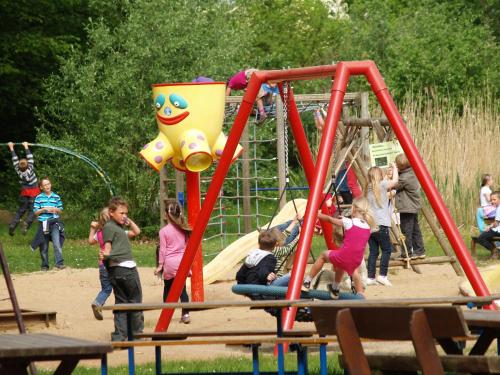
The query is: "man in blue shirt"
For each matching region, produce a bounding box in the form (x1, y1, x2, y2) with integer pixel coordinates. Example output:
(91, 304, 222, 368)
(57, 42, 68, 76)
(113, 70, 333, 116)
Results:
(33, 177, 65, 271)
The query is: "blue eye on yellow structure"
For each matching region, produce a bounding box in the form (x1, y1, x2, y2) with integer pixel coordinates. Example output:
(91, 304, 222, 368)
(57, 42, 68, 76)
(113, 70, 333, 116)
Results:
(140, 81, 243, 173)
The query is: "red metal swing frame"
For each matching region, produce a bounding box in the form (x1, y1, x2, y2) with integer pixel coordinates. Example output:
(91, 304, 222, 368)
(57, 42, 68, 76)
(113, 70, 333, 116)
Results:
(155, 61, 493, 333)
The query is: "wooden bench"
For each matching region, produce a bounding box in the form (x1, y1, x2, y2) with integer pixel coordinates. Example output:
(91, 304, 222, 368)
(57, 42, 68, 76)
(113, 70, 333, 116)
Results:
(471, 235, 500, 257)
(310, 305, 500, 374)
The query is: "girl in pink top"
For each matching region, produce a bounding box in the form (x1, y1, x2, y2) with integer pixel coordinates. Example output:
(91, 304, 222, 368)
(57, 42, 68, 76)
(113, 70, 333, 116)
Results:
(302, 197, 376, 299)
(154, 199, 192, 324)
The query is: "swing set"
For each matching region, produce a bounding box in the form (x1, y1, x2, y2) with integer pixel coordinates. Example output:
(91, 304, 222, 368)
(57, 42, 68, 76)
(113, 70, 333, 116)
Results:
(154, 61, 494, 335)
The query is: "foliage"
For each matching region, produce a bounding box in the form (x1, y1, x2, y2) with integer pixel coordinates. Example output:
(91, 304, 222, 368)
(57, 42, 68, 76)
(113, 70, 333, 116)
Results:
(337, 0, 500, 102)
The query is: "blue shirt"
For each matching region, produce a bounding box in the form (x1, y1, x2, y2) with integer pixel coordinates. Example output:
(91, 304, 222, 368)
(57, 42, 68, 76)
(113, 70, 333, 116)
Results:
(34, 192, 63, 222)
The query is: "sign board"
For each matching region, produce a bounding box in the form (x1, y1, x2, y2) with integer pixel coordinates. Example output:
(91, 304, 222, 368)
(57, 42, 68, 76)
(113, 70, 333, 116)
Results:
(369, 141, 404, 168)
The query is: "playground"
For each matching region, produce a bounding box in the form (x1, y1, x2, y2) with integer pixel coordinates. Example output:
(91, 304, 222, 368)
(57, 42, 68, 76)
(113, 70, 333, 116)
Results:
(1, 261, 493, 370)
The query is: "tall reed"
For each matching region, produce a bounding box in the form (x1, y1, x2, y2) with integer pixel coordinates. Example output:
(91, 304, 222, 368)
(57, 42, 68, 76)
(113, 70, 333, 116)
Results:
(399, 92, 499, 233)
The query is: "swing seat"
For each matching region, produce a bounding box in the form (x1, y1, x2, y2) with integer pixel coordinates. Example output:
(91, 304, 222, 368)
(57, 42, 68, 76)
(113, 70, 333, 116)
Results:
(231, 284, 364, 322)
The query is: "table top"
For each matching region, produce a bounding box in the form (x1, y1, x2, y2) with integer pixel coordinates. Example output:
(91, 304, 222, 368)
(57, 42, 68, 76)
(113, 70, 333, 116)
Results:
(463, 310, 500, 329)
(0, 333, 112, 360)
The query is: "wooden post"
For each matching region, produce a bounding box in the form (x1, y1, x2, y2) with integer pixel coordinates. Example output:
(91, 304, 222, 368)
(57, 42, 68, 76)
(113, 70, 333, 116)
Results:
(242, 122, 252, 233)
(421, 206, 464, 276)
(276, 94, 287, 209)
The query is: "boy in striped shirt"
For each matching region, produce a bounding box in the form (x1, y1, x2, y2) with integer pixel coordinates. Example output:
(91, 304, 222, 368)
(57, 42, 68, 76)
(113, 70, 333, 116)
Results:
(33, 177, 65, 271)
(7, 142, 40, 236)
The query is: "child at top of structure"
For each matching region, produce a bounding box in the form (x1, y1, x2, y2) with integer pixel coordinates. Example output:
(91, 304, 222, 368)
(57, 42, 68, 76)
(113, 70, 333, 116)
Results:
(394, 153, 426, 260)
(101, 196, 143, 341)
(302, 196, 376, 299)
(7, 142, 41, 236)
(236, 229, 280, 287)
(154, 199, 192, 324)
(225, 68, 275, 124)
(88, 207, 140, 320)
(475, 191, 500, 259)
(365, 164, 399, 287)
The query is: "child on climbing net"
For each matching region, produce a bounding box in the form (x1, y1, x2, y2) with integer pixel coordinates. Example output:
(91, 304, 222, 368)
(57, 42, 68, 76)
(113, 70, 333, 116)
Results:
(302, 196, 376, 299)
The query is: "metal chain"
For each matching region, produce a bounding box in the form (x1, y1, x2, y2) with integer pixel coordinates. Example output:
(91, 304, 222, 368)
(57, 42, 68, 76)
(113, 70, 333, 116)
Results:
(282, 81, 289, 181)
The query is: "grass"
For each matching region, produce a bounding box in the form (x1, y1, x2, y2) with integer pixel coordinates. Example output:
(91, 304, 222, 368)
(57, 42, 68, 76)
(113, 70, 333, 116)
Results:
(38, 353, 343, 374)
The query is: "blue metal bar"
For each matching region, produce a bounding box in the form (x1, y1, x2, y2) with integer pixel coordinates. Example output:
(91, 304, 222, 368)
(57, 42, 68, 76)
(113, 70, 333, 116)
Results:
(276, 311, 285, 375)
(319, 336, 327, 375)
(296, 345, 307, 375)
(155, 345, 162, 375)
(252, 344, 260, 375)
(101, 354, 108, 375)
(127, 312, 135, 375)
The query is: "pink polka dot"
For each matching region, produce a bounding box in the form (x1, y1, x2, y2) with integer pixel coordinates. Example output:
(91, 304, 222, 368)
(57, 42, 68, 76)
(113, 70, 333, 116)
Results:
(189, 142, 198, 150)
(197, 134, 205, 141)
(155, 141, 164, 150)
(142, 144, 148, 150)
(215, 149, 223, 156)
(180, 140, 186, 147)
(154, 156, 163, 164)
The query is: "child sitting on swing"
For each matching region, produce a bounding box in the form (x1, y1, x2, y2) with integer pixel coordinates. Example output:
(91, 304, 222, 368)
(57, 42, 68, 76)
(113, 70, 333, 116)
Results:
(302, 197, 376, 299)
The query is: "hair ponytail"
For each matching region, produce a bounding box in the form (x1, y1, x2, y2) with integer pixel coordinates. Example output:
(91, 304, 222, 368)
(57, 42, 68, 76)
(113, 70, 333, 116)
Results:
(165, 199, 191, 234)
(365, 167, 383, 208)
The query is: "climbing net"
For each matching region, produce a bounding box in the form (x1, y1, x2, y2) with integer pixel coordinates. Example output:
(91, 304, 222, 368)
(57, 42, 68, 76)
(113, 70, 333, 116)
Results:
(161, 92, 365, 258)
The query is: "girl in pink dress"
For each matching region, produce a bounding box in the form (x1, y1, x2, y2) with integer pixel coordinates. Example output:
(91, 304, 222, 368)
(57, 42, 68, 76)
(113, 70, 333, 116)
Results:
(154, 199, 192, 323)
(302, 197, 376, 299)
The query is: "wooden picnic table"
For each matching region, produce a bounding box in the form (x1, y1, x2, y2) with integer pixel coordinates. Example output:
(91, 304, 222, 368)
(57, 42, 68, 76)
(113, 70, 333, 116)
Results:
(0, 333, 112, 375)
(463, 309, 500, 355)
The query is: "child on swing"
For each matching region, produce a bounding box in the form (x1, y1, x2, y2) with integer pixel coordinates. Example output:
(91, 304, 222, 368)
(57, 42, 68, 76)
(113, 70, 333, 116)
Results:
(302, 197, 376, 299)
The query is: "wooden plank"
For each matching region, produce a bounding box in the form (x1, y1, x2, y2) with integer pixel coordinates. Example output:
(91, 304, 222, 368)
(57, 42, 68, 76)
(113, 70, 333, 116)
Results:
(112, 336, 336, 348)
(135, 329, 316, 340)
(410, 309, 445, 374)
(463, 310, 500, 329)
(101, 294, 500, 312)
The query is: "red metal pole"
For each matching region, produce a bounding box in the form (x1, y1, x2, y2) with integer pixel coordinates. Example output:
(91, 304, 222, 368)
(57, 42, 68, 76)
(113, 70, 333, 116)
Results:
(285, 87, 336, 250)
(283, 63, 351, 330)
(154, 73, 261, 332)
(186, 171, 204, 302)
(360, 62, 492, 302)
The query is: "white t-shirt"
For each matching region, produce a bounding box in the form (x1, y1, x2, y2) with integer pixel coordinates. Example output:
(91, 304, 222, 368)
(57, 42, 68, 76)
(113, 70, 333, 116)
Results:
(342, 217, 370, 230)
(493, 209, 500, 234)
(480, 186, 492, 207)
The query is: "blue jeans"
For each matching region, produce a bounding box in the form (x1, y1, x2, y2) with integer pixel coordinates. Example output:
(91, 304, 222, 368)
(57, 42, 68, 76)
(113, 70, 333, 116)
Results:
(274, 220, 300, 246)
(271, 273, 291, 287)
(94, 264, 113, 306)
(40, 223, 64, 269)
(367, 226, 392, 278)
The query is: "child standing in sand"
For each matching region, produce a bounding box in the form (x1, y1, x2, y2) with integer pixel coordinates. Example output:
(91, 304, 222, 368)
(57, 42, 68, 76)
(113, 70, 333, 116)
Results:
(154, 199, 192, 324)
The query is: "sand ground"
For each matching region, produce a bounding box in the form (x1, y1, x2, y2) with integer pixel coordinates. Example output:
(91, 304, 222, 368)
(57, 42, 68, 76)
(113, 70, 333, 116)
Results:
(1, 261, 487, 371)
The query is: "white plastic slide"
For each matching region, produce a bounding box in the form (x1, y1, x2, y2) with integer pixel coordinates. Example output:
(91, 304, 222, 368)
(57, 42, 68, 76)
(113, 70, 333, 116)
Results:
(202, 199, 307, 285)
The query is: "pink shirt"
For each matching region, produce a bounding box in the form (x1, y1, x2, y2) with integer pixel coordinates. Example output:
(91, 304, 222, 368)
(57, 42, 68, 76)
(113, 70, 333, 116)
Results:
(227, 70, 247, 90)
(158, 224, 188, 280)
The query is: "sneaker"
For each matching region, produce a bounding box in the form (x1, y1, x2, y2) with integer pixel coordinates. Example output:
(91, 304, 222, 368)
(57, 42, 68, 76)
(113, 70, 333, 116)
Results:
(8, 227, 15, 236)
(41, 267, 48, 272)
(414, 252, 426, 259)
(410, 253, 418, 260)
(301, 280, 311, 292)
(376, 275, 393, 287)
(55, 265, 66, 270)
(366, 278, 377, 286)
(91, 303, 103, 320)
(327, 284, 340, 300)
(180, 314, 191, 324)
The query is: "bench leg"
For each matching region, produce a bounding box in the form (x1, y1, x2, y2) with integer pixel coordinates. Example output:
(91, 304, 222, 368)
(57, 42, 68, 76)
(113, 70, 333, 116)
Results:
(296, 345, 308, 375)
(251, 344, 260, 375)
(101, 354, 108, 375)
(319, 340, 327, 375)
(155, 346, 162, 375)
